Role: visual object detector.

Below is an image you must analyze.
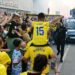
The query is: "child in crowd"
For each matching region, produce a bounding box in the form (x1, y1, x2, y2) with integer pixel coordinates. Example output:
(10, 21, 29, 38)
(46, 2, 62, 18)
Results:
(12, 38, 22, 75)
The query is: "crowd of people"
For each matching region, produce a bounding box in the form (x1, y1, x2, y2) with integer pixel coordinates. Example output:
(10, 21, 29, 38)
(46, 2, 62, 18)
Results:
(0, 12, 66, 75)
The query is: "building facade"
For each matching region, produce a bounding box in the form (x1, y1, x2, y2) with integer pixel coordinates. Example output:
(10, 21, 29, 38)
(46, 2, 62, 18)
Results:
(0, 0, 52, 14)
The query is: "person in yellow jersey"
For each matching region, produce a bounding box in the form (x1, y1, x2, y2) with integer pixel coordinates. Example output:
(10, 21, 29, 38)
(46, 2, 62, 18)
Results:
(26, 13, 63, 48)
(0, 51, 11, 69)
(31, 13, 49, 45)
(0, 64, 7, 75)
(21, 54, 48, 75)
(32, 13, 63, 45)
(32, 21, 49, 45)
(23, 46, 59, 75)
(0, 52, 11, 75)
(23, 13, 62, 75)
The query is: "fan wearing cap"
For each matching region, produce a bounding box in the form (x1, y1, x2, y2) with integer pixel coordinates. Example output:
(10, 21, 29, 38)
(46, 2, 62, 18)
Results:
(12, 13, 21, 25)
(7, 13, 22, 38)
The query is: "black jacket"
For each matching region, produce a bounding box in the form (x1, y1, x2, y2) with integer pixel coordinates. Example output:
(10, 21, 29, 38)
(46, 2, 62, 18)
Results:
(55, 25, 66, 43)
(7, 21, 20, 38)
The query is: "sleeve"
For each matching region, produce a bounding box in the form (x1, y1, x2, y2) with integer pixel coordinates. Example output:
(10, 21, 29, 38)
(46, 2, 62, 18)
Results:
(23, 33, 31, 42)
(47, 47, 55, 57)
(24, 47, 30, 59)
(25, 40, 32, 50)
(0, 52, 11, 65)
(0, 65, 7, 75)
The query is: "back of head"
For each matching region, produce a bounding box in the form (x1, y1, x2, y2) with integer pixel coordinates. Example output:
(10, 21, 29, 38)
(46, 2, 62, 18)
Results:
(13, 38, 21, 47)
(21, 22, 27, 31)
(33, 54, 48, 73)
(38, 13, 45, 21)
(28, 73, 40, 75)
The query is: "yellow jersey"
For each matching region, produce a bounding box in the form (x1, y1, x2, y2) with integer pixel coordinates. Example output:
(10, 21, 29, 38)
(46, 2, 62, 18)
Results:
(32, 21, 50, 45)
(24, 46, 54, 73)
(0, 52, 11, 68)
(0, 64, 7, 75)
(25, 40, 33, 50)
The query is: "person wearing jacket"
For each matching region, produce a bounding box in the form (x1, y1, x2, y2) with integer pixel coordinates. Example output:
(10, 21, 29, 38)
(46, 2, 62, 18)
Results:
(55, 19, 66, 62)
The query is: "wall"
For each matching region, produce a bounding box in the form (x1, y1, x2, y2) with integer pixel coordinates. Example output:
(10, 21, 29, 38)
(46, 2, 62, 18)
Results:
(0, 0, 33, 12)
(17, 0, 33, 12)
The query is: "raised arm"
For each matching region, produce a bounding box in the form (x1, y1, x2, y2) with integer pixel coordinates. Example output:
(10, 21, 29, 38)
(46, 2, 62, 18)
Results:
(0, 15, 12, 26)
(0, 49, 10, 52)
(51, 16, 64, 25)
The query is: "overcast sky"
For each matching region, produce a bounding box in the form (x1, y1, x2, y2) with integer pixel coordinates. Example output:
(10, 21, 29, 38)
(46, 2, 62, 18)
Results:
(48, 0, 75, 17)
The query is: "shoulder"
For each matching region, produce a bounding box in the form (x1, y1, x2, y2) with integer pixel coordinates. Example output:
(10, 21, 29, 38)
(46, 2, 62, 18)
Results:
(13, 49, 20, 55)
(13, 49, 17, 53)
(32, 21, 36, 26)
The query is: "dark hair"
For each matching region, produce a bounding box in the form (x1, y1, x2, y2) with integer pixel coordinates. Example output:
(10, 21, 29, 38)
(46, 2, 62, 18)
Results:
(4, 12, 7, 16)
(33, 54, 48, 73)
(28, 73, 40, 75)
(25, 16, 29, 23)
(13, 39, 21, 47)
(21, 23, 27, 31)
(38, 13, 45, 20)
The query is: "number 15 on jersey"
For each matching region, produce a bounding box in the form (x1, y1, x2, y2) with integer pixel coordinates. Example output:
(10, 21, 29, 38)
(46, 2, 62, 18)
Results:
(36, 27, 44, 36)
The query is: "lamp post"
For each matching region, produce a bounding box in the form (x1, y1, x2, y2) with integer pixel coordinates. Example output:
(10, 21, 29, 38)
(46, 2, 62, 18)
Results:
(48, 8, 50, 15)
